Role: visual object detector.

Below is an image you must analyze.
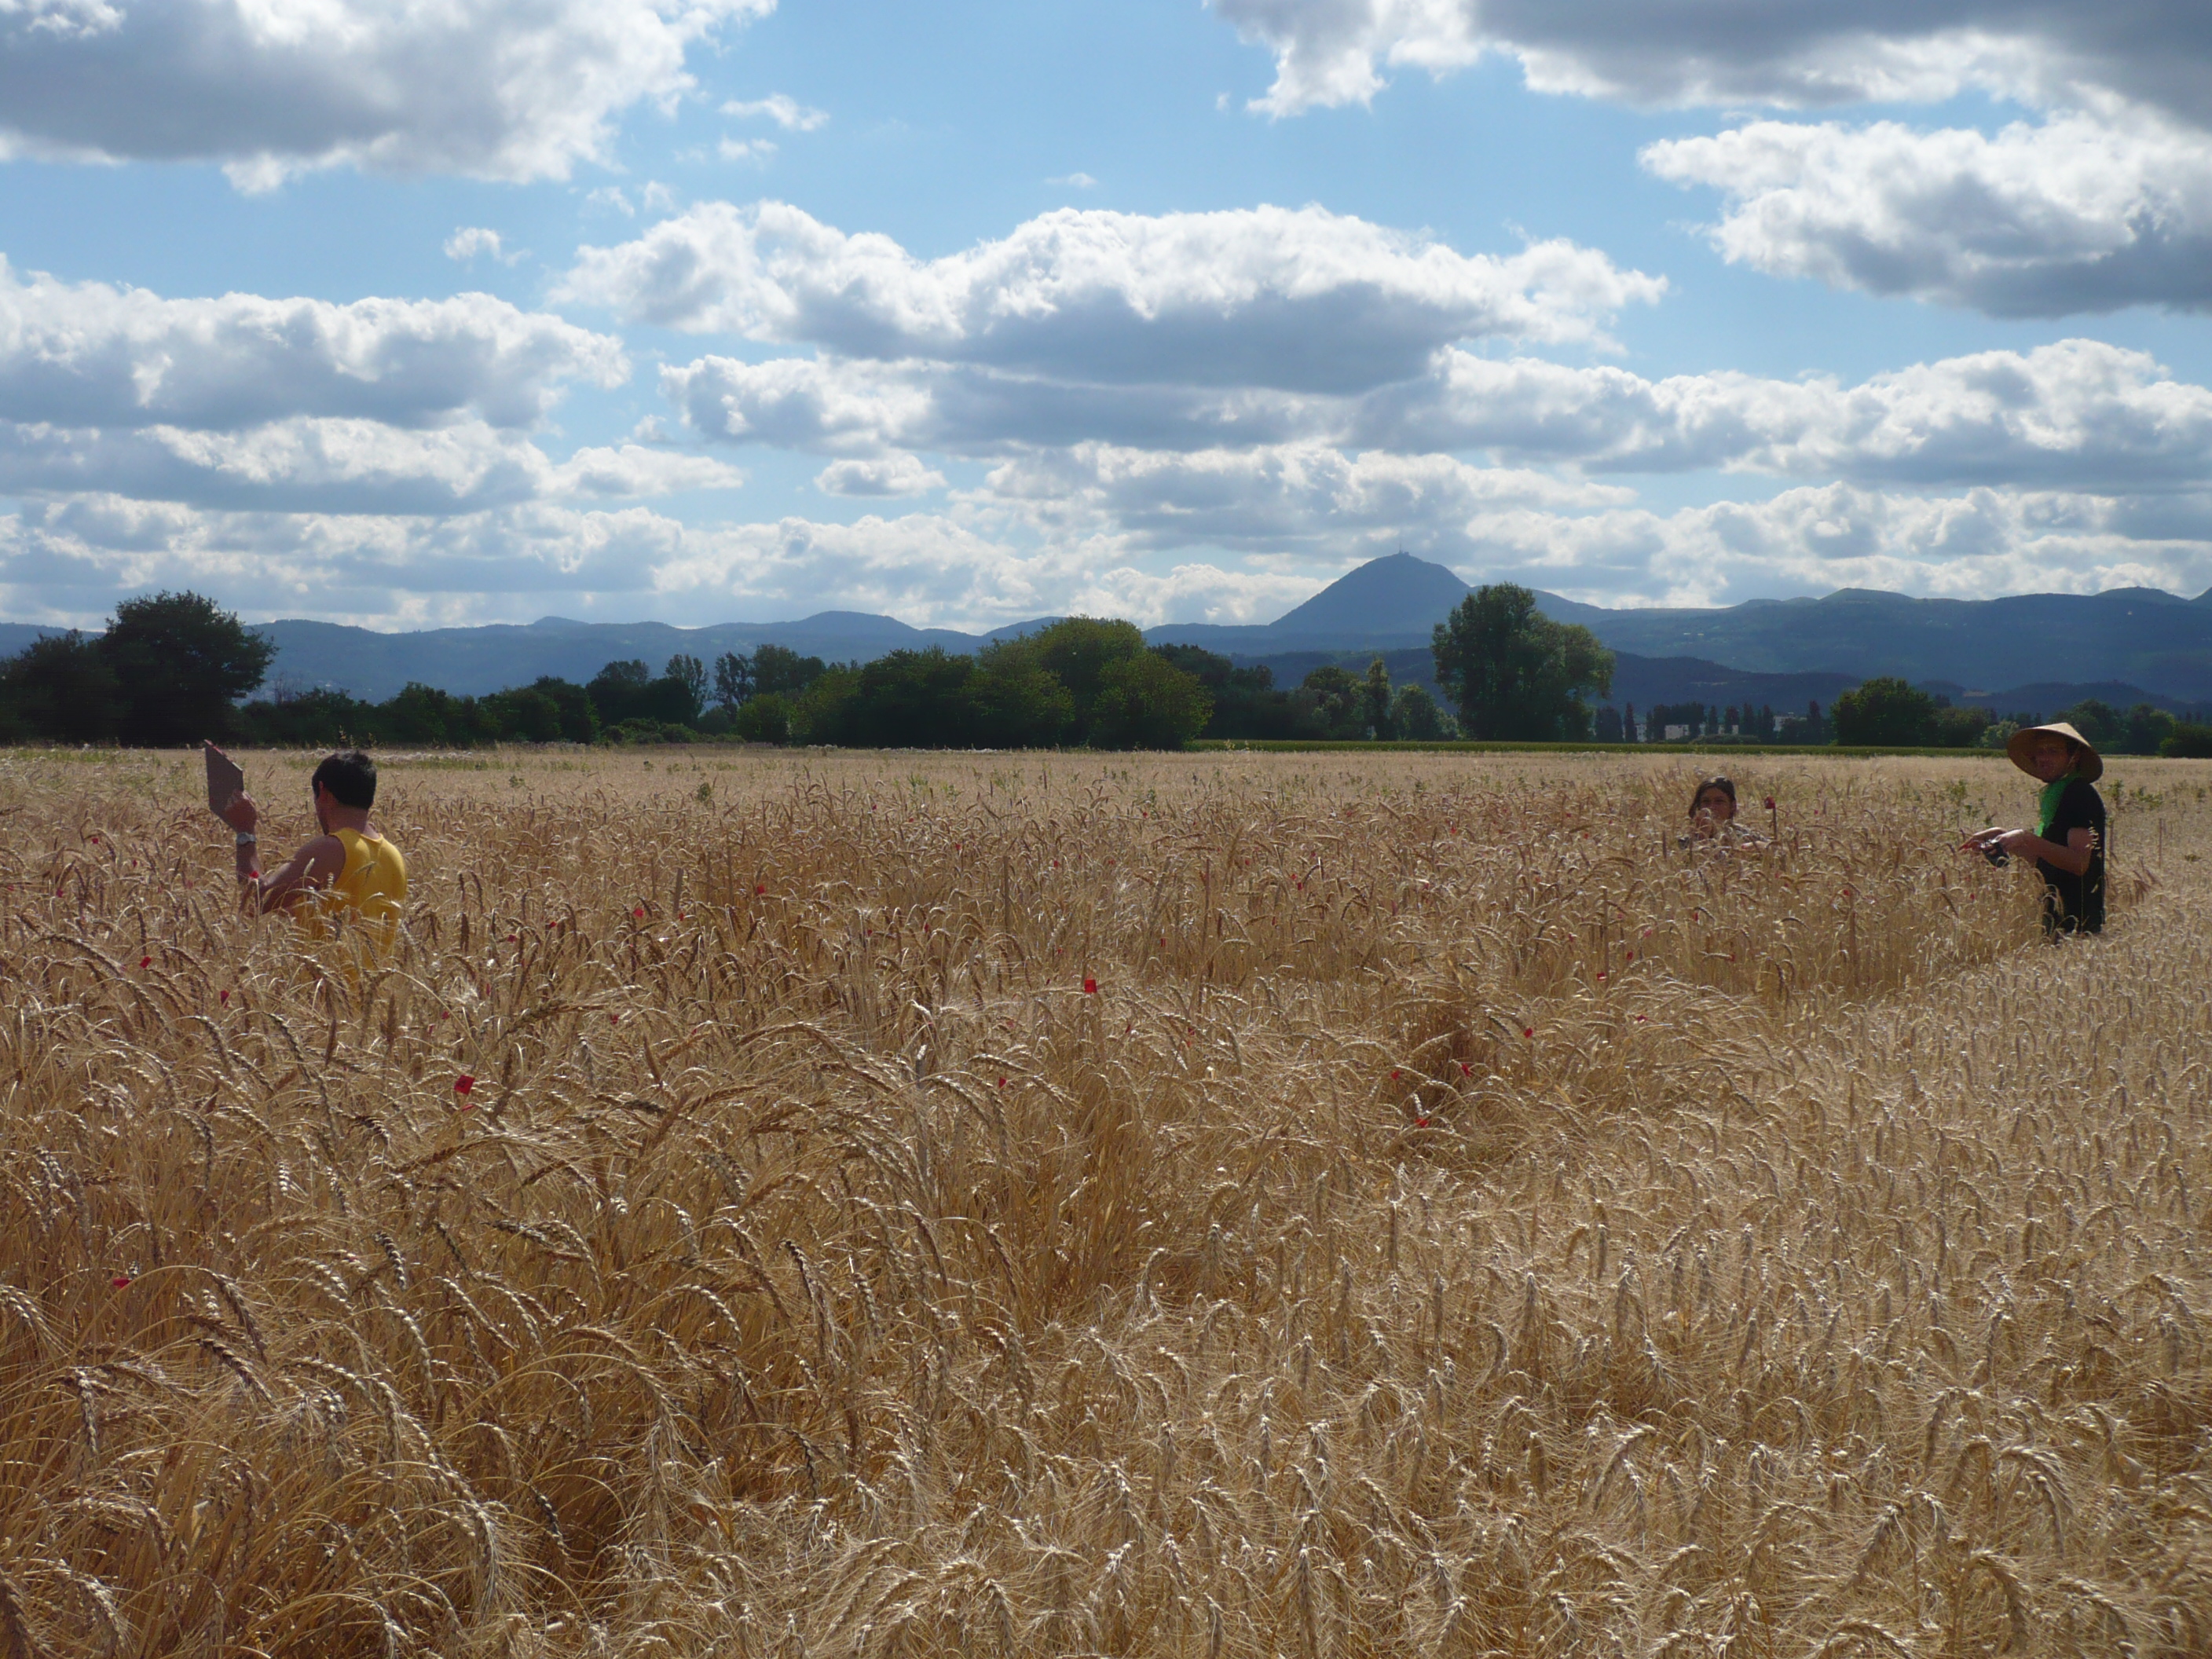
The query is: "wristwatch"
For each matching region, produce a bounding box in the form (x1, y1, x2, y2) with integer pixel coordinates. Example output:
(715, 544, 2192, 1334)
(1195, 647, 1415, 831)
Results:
(235, 830, 257, 845)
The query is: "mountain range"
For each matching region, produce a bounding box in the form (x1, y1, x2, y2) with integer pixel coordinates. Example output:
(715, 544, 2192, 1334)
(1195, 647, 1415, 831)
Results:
(4, 552, 2210, 710)
(1152, 554, 2212, 702)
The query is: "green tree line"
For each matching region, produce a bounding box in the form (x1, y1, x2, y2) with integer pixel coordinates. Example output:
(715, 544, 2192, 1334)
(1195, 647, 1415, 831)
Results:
(10, 587, 2208, 754)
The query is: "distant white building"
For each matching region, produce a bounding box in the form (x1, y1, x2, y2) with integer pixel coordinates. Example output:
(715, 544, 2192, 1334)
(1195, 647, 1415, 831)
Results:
(1664, 723, 1690, 741)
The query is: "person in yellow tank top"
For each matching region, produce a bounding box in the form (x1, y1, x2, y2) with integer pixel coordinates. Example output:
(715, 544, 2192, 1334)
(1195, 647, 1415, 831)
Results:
(209, 745, 407, 943)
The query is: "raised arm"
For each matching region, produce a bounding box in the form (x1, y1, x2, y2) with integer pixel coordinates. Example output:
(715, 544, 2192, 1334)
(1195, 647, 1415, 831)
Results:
(218, 786, 344, 914)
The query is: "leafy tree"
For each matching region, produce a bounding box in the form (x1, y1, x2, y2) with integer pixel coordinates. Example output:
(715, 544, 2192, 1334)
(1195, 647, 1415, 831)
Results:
(588, 659, 695, 727)
(1621, 701, 1639, 743)
(98, 591, 273, 745)
(2119, 702, 2177, 755)
(847, 648, 980, 747)
(1, 632, 125, 742)
(712, 650, 754, 712)
(588, 660, 654, 724)
(1594, 705, 1623, 743)
(525, 677, 599, 743)
(752, 643, 827, 698)
(1391, 683, 1449, 740)
(1431, 584, 1613, 741)
(1148, 645, 1307, 739)
(1087, 653, 1212, 749)
(791, 666, 862, 745)
(1931, 703, 1993, 748)
(2057, 698, 2122, 750)
(1024, 617, 1146, 737)
(481, 678, 599, 744)
(665, 654, 707, 721)
(1362, 657, 1393, 739)
(970, 643, 1075, 747)
(1831, 677, 1938, 745)
(236, 686, 379, 748)
(2161, 722, 2212, 758)
(734, 693, 794, 744)
(1296, 665, 1364, 739)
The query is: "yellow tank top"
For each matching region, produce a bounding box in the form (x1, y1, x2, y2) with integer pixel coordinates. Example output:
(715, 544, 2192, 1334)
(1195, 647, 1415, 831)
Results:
(313, 827, 408, 945)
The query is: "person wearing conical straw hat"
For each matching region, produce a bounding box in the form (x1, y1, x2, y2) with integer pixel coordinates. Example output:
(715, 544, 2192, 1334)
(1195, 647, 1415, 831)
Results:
(1958, 721, 2105, 935)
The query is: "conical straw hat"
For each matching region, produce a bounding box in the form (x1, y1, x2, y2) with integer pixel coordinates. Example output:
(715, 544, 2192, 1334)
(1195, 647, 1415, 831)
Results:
(2006, 720, 2103, 783)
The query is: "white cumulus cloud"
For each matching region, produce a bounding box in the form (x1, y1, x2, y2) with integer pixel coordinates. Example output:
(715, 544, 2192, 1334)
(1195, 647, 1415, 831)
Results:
(1643, 110, 2212, 314)
(1210, 1, 2212, 314)
(660, 336, 2212, 499)
(0, 418, 743, 515)
(0, 258, 628, 430)
(559, 200, 1665, 388)
(980, 441, 1629, 551)
(1207, 0, 2212, 124)
(1368, 340, 2212, 489)
(815, 454, 946, 496)
(0, 0, 775, 187)
(444, 228, 523, 266)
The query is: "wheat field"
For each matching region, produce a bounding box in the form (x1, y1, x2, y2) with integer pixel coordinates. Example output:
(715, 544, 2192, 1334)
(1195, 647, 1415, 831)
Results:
(1, 744, 2207, 1657)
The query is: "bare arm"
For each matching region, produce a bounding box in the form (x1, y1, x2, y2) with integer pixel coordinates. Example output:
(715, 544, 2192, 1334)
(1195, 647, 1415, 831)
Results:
(218, 786, 344, 913)
(2010, 824, 2097, 877)
(1968, 824, 2097, 877)
(250, 835, 346, 914)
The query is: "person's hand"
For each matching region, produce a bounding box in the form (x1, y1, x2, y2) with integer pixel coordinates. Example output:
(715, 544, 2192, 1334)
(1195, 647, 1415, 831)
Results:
(1957, 826, 2005, 854)
(1994, 828, 2040, 859)
(218, 789, 258, 834)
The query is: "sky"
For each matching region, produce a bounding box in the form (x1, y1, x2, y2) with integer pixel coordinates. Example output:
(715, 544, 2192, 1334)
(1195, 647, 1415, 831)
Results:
(4, 1, 2212, 632)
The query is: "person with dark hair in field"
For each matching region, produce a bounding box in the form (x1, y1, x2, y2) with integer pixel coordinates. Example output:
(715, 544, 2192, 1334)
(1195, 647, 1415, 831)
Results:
(1958, 721, 2105, 936)
(1679, 774, 1765, 847)
(207, 744, 408, 941)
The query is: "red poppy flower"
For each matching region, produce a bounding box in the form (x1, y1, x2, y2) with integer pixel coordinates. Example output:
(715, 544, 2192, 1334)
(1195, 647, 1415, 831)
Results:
(755, 884, 766, 895)
(632, 906, 646, 919)
(506, 932, 518, 943)
(138, 955, 151, 969)
(1390, 1068, 1402, 1081)
(1763, 797, 1775, 810)
(1082, 977, 1097, 994)
(1635, 1014, 1648, 1023)
(111, 1275, 131, 1289)
(454, 1075, 475, 1095)
(1523, 1027, 1534, 1038)
(1459, 1061, 1472, 1076)
(219, 990, 230, 1004)
(997, 1076, 1008, 1088)
(1596, 971, 1606, 981)
(1415, 1116, 1430, 1128)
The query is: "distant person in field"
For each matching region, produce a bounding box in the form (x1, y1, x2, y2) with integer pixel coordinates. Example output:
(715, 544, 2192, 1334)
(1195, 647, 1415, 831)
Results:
(209, 745, 408, 942)
(1680, 775, 1765, 847)
(1959, 722, 2105, 936)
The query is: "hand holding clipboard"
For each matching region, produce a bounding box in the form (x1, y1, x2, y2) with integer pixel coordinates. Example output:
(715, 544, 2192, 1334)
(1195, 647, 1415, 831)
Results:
(203, 741, 254, 832)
